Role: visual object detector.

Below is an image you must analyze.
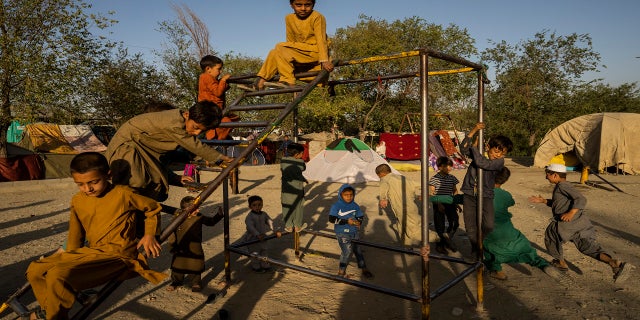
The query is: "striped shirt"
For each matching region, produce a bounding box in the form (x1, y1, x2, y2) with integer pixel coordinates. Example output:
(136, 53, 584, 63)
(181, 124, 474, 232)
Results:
(429, 172, 459, 196)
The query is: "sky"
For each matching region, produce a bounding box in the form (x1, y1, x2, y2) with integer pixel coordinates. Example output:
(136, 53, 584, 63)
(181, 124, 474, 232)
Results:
(88, 0, 640, 86)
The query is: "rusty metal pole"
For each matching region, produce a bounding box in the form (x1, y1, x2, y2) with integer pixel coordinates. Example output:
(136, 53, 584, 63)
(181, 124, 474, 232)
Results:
(223, 173, 231, 283)
(419, 50, 431, 320)
(476, 71, 485, 310)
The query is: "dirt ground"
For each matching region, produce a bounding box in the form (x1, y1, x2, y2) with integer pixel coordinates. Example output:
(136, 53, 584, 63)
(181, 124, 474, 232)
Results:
(1, 158, 639, 320)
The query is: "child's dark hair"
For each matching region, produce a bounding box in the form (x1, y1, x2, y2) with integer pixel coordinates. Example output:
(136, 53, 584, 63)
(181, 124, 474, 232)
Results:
(545, 169, 567, 179)
(341, 186, 355, 195)
(189, 101, 222, 129)
(290, 0, 315, 3)
(180, 196, 196, 209)
(248, 195, 263, 205)
(200, 55, 223, 72)
(287, 143, 305, 156)
(375, 163, 392, 175)
(494, 167, 511, 185)
(144, 101, 175, 113)
(436, 156, 453, 168)
(488, 135, 514, 153)
(70, 152, 110, 175)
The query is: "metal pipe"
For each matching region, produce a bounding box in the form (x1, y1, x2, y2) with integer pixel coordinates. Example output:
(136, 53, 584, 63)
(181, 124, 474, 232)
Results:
(420, 51, 431, 320)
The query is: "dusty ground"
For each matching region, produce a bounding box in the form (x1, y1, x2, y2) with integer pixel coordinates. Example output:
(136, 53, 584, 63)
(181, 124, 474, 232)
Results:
(1, 158, 639, 320)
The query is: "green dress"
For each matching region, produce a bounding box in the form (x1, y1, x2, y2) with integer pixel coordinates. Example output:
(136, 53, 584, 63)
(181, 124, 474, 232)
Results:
(483, 187, 549, 271)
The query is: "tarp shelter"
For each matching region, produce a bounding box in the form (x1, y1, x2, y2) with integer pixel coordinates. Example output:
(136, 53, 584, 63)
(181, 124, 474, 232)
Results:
(4, 123, 108, 180)
(533, 113, 640, 175)
(304, 137, 400, 184)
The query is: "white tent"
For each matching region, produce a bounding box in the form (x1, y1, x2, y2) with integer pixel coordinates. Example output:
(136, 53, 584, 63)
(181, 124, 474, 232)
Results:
(303, 138, 400, 184)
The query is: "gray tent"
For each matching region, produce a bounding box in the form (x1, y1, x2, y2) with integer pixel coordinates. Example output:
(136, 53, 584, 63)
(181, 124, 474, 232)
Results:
(533, 113, 640, 175)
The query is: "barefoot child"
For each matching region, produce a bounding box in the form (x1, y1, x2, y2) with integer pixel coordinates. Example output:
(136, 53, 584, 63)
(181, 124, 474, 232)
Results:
(247, 0, 333, 90)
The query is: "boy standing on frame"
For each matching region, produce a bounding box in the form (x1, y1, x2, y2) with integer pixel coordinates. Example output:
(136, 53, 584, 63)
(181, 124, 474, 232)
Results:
(197, 55, 238, 140)
(459, 122, 513, 257)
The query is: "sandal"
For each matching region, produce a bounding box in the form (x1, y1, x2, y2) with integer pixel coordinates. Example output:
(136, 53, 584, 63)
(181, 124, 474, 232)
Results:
(166, 284, 180, 291)
(191, 284, 202, 292)
(489, 270, 508, 280)
(362, 269, 374, 279)
(613, 262, 633, 283)
(29, 307, 46, 320)
(551, 259, 569, 272)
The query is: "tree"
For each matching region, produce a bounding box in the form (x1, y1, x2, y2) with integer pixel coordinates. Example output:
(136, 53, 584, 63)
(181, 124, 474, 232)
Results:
(481, 30, 602, 155)
(324, 15, 478, 138)
(84, 48, 174, 127)
(0, 0, 115, 156)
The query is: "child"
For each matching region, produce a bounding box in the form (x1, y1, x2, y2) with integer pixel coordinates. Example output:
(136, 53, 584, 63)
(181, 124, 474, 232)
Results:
(167, 196, 224, 292)
(329, 184, 374, 278)
(281, 142, 308, 232)
(239, 195, 278, 273)
(106, 101, 232, 202)
(250, 0, 334, 90)
(25, 152, 166, 320)
(459, 122, 513, 256)
(484, 167, 564, 281)
(375, 163, 422, 247)
(197, 55, 237, 140)
(429, 156, 460, 254)
(528, 164, 633, 283)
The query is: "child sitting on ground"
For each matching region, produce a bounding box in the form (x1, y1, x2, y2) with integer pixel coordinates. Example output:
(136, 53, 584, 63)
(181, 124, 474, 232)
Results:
(167, 196, 224, 292)
(25, 152, 166, 320)
(429, 156, 460, 254)
(528, 164, 633, 283)
(328, 184, 373, 279)
(484, 167, 565, 281)
(238, 195, 279, 273)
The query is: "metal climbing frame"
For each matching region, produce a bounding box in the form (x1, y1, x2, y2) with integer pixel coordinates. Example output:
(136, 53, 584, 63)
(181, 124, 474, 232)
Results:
(1, 48, 487, 320)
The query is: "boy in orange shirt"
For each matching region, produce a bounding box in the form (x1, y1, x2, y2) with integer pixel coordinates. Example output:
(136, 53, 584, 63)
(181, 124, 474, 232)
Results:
(198, 55, 235, 140)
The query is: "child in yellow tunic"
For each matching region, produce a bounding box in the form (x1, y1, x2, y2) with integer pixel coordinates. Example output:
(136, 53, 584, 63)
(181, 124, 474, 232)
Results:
(254, 0, 334, 89)
(25, 152, 166, 320)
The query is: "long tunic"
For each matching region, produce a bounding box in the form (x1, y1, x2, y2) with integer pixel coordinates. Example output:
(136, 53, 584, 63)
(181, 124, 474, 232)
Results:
(105, 109, 224, 200)
(169, 210, 223, 274)
(483, 187, 548, 271)
(281, 156, 307, 228)
(26, 185, 166, 319)
(379, 173, 422, 245)
(257, 10, 330, 84)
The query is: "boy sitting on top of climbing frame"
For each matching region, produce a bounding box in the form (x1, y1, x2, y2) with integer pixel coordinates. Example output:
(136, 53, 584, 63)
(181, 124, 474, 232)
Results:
(245, 0, 334, 91)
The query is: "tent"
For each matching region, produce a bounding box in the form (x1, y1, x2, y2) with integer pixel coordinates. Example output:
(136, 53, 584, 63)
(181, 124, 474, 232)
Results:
(533, 113, 640, 174)
(303, 137, 400, 184)
(2, 123, 108, 180)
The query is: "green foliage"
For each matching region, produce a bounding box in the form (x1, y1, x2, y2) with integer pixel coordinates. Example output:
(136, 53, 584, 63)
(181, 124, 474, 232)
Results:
(481, 30, 605, 156)
(326, 15, 478, 135)
(0, 0, 116, 154)
(84, 48, 174, 126)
